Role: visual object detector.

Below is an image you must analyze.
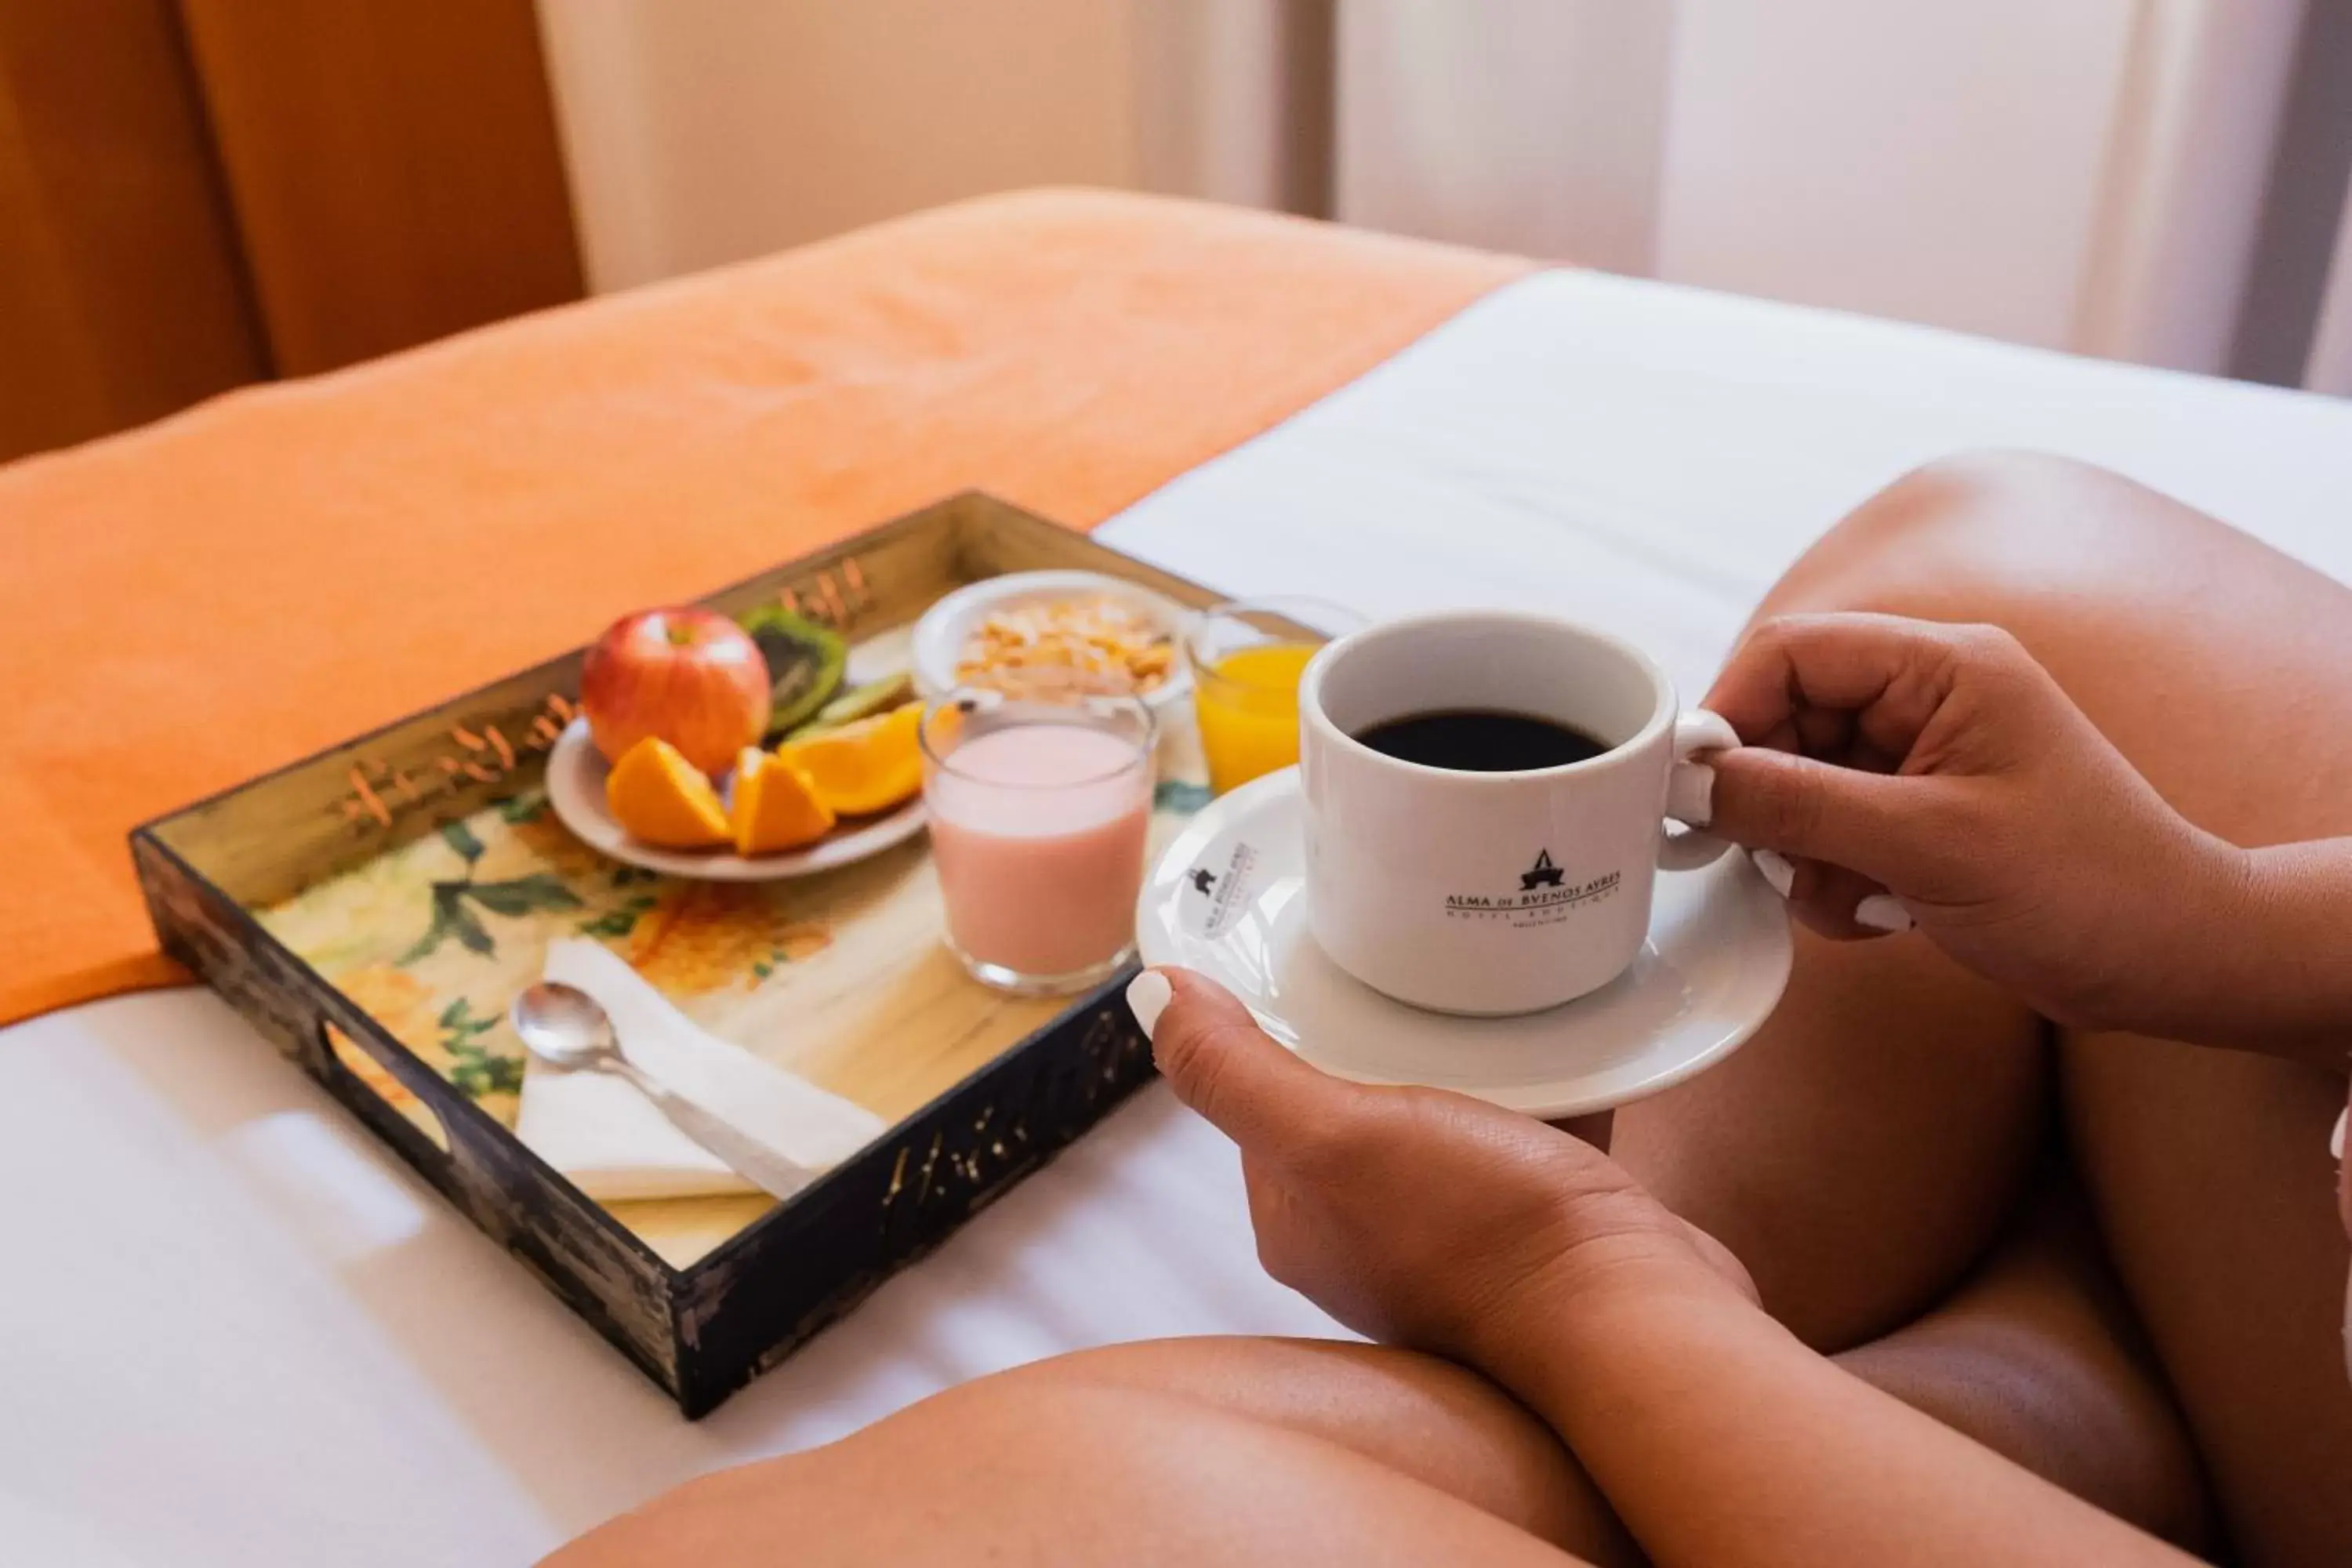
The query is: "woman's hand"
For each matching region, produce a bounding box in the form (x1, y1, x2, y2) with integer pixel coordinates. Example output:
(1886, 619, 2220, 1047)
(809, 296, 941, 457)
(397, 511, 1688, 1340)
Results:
(1130, 968, 1753, 1368)
(1703, 612, 2252, 1040)
(1136, 967, 2202, 1567)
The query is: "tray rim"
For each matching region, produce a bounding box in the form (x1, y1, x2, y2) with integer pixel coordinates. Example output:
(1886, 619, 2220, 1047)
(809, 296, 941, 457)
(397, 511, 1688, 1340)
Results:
(130, 488, 1223, 1290)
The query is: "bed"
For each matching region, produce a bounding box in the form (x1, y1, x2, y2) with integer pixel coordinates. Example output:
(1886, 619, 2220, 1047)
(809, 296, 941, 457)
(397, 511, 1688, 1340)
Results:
(5, 216, 2351, 1566)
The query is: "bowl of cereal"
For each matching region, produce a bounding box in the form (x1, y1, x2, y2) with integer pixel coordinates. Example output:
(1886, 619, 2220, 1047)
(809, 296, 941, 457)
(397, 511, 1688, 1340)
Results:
(911, 570, 1192, 716)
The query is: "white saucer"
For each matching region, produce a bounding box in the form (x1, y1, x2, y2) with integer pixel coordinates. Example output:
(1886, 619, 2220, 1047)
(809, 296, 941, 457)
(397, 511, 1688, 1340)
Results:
(1134, 768, 1792, 1118)
(544, 719, 927, 881)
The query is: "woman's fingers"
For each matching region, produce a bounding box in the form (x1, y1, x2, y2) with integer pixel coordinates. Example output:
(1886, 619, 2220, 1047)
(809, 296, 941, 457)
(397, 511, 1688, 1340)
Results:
(1704, 613, 2053, 920)
(1131, 968, 1354, 1153)
(1708, 744, 1955, 887)
(1703, 612, 1969, 754)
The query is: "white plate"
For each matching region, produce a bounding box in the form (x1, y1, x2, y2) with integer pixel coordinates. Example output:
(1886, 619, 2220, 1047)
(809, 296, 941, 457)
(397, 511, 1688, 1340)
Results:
(544, 720, 927, 881)
(909, 569, 1192, 716)
(1135, 768, 1792, 1118)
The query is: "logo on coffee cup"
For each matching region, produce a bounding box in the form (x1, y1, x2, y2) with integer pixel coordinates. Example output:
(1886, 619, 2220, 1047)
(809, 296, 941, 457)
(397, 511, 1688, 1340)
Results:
(1443, 850, 1621, 927)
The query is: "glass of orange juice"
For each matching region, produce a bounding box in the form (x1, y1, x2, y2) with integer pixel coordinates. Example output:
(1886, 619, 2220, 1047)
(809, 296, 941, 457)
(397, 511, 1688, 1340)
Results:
(1187, 598, 1366, 795)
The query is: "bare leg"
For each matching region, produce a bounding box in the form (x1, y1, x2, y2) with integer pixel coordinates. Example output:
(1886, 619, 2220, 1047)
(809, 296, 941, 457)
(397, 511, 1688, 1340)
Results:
(548, 1340, 1617, 1567)
(1836, 1166, 2216, 1552)
(1590, 453, 2216, 1549)
(1613, 931, 2048, 1348)
(982, 1338, 1637, 1560)
(1765, 452, 2352, 1563)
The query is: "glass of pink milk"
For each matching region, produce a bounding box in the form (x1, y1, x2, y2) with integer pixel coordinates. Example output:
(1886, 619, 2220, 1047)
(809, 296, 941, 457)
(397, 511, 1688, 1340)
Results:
(920, 692, 1158, 994)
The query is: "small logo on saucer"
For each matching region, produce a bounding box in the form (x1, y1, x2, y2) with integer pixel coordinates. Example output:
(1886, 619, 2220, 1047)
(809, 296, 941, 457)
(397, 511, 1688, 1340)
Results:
(1187, 843, 1259, 938)
(1520, 850, 1565, 891)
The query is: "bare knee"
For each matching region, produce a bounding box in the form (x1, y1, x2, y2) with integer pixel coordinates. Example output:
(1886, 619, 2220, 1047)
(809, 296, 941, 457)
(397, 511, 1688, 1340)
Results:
(1846, 449, 2085, 531)
(1839, 448, 2151, 553)
(550, 1379, 1601, 1568)
(996, 1338, 1635, 1561)
(1756, 445, 2352, 841)
(1763, 448, 2221, 627)
(1860, 448, 2111, 520)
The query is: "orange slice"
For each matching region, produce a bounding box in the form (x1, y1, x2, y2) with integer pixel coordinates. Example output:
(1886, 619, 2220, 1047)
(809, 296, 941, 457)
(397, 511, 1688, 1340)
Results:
(605, 737, 731, 848)
(730, 748, 837, 855)
(779, 702, 924, 817)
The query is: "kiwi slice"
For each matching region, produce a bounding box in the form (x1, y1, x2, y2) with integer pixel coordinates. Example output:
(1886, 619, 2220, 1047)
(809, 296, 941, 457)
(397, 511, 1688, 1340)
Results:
(784, 671, 916, 740)
(742, 606, 848, 739)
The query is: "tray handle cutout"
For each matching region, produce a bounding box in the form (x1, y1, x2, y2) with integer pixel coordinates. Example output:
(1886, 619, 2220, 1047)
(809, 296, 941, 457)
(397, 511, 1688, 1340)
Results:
(321, 1020, 453, 1156)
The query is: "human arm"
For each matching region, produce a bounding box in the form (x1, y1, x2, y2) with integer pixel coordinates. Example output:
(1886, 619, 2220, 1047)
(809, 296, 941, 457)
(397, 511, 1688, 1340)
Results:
(1133, 968, 2201, 1568)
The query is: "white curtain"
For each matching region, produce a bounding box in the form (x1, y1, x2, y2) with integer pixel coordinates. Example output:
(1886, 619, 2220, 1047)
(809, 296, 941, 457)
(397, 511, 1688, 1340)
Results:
(1334, 0, 1668, 274)
(1332, 0, 2324, 379)
(2310, 185, 2352, 394)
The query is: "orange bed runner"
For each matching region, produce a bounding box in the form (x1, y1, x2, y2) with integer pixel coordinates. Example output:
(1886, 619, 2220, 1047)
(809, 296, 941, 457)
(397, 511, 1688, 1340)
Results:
(0, 188, 1526, 1024)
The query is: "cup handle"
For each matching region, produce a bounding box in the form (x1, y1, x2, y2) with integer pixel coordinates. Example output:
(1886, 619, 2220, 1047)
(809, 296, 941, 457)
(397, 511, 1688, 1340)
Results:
(1659, 709, 1738, 871)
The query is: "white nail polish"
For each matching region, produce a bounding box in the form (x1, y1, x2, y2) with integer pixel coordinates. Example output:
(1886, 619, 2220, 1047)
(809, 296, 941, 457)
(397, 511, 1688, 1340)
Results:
(2331, 1109, 2345, 1163)
(1751, 849, 1795, 898)
(1854, 895, 1915, 934)
(1127, 970, 1172, 1040)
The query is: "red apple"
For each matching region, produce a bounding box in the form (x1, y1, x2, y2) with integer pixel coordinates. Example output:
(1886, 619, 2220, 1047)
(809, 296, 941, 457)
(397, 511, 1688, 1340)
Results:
(580, 608, 771, 775)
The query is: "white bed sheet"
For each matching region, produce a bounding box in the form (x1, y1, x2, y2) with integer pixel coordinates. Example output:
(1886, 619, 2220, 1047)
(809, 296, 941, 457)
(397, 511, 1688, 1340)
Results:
(1112, 270, 2352, 706)
(5, 270, 2349, 1566)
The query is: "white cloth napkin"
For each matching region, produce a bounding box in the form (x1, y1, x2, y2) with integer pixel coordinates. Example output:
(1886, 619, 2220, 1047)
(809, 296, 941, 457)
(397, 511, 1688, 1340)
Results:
(514, 939, 887, 1203)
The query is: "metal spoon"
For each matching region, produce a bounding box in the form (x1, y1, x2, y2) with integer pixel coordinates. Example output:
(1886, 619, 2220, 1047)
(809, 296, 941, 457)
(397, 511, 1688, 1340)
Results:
(509, 982, 812, 1200)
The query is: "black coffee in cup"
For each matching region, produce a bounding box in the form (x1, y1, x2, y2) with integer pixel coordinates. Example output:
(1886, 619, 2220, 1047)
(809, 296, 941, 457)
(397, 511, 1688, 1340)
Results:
(1352, 709, 1610, 771)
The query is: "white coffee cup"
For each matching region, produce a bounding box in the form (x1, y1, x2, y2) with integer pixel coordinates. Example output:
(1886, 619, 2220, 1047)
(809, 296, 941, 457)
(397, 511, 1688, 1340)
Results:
(1297, 611, 1734, 1016)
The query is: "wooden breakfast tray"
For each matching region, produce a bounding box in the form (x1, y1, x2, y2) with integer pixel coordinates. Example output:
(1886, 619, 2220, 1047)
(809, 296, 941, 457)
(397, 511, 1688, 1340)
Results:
(132, 493, 1219, 1416)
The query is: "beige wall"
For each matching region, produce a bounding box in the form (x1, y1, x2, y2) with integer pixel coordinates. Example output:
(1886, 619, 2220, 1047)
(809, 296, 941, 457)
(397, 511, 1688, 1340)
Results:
(536, 0, 1320, 295)
(539, 0, 1142, 292)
